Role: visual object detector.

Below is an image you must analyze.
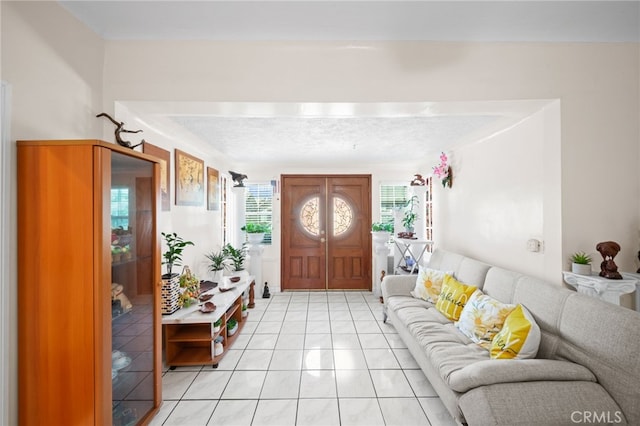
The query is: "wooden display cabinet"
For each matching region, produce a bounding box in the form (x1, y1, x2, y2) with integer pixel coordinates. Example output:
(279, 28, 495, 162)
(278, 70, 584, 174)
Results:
(17, 140, 162, 425)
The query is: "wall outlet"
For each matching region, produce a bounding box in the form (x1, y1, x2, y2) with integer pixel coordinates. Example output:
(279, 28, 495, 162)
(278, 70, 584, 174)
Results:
(527, 239, 542, 253)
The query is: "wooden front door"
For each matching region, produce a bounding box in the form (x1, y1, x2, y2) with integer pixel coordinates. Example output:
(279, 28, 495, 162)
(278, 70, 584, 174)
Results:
(281, 175, 371, 291)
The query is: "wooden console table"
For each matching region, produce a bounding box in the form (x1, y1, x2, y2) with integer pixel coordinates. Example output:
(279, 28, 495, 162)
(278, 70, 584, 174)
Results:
(162, 275, 254, 368)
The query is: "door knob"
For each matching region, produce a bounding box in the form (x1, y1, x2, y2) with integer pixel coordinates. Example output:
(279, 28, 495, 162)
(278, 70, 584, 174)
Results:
(320, 237, 326, 243)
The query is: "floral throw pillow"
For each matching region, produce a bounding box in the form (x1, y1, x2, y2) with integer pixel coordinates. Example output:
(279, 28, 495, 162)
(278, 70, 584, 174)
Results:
(455, 290, 516, 349)
(411, 266, 451, 303)
(490, 304, 541, 360)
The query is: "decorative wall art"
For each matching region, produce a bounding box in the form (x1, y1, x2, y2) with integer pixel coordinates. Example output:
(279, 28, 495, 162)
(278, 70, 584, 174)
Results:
(207, 167, 220, 211)
(142, 142, 171, 211)
(175, 149, 204, 206)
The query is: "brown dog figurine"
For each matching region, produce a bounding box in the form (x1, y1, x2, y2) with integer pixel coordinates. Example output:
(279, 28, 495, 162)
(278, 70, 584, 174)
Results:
(596, 241, 623, 280)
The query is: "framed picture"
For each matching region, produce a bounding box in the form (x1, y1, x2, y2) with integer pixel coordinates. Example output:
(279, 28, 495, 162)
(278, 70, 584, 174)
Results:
(207, 167, 220, 211)
(142, 142, 171, 211)
(175, 149, 204, 206)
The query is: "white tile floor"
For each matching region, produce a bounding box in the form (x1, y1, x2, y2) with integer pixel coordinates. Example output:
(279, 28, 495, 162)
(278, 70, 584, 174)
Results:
(151, 291, 458, 426)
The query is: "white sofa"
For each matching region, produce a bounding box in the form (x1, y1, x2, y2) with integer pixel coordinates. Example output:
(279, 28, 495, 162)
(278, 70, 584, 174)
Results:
(381, 248, 640, 426)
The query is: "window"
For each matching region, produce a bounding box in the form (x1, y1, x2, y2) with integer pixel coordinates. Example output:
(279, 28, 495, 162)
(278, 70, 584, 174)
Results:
(379, 184, 409, 224)
(111, 187, 129, 229)
(245, 182, 273, 244)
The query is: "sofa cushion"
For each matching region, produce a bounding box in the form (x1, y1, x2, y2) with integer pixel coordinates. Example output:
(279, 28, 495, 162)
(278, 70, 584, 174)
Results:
(490, 304, 540, 359)
(385, 295, 433, 312)
(459, 381, 626, 426)
(435, 275, 478, 321)
(411, 266, 451, 303)
(395, 305, 449, 330)
(455, 290, 516, 349)
(447, 359, 596, 393)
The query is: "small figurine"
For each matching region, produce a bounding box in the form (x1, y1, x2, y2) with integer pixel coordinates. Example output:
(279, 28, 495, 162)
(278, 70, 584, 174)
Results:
(637, 250, 640, 274)
(262, 282, 271, 299)
(596, 241, 623, 280)
(410, 174, 426, 186)
(229, 171, 248, 187)
(96, 112, 145, 149)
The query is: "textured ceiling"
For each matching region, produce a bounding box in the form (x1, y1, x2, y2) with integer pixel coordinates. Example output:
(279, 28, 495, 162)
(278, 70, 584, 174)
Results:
(170, 114, 500, 166)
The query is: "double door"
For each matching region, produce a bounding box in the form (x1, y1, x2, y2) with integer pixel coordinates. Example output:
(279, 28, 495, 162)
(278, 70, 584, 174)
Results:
(281, 175, 371, 291)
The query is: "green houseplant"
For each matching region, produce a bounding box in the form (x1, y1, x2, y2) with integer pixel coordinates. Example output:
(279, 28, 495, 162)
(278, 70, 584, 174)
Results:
(570, 251, 593, 276)
(242, 222, 271, 244)
(161, 232, 194, 279)
(371, 222, 394, 233)
(205, 250, 228, 283)
(402, 195, 419, 232)
(241, 223, 271, 234)
(223, 243, 247, 272)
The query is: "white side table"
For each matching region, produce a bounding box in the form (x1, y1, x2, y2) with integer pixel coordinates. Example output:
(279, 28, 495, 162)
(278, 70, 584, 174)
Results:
(393, 238, 433, 274)
(562, 272, 637, 306)
(620, 272, 640, 312)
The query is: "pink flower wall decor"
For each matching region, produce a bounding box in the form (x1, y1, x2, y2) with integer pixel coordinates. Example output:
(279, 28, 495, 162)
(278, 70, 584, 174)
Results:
(432, 152, 452, 188)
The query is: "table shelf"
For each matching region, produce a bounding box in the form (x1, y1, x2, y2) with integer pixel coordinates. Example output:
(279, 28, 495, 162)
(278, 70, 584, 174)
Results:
(162, 276, 254, 368)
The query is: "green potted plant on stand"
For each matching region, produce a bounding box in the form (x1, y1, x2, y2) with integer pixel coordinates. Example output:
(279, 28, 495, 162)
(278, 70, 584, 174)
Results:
(160, 232, 194, 315)
(241, 222, 271, 244)
(371, 222, 394, 243)
(401, 195, 419, 236)
(570, 251, 593, 276)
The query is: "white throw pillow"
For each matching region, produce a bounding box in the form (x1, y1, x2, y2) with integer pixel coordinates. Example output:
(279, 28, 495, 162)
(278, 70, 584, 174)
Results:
(411, 266, 451, 303)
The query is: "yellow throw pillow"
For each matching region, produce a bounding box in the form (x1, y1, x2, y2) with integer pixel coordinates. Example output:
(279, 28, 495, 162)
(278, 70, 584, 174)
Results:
(411, 266, 451, 303)
(435, 275, 478, 321)
(490, 304, 541, 360)
(455, 290, 516, 349)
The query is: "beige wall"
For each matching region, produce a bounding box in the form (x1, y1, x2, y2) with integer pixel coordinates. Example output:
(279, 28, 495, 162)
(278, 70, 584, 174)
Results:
(436, 102, 562, 284)
(1, 1, 105, 423)
(2, 1, 640, 423)
(102, 40, 640, 275)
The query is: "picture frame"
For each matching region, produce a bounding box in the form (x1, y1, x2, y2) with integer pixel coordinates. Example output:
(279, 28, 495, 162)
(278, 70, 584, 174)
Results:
(207, 167, 220, 211)
(175, 149, 204, 206)
(142, 142, 171, 211)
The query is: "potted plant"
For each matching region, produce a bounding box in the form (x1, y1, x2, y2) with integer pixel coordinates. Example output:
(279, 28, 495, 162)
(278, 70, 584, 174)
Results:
(402, 195, 419, 233)
(205, 250, 228, 283)
(160, 232, 194, 315)
(242, 303, 248, 318)
(227, 317, 238, 336)
(161, 232, 194, 279)
(241, 222, 271, 244)
(570, 251, 593, 276)
(371, 222, 393, 243)
(213, 318, 222, 334)
(223, 243, 247, 272)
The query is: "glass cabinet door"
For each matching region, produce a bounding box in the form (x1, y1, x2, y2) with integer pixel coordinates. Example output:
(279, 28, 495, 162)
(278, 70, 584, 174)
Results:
(110, 151, 156, 425)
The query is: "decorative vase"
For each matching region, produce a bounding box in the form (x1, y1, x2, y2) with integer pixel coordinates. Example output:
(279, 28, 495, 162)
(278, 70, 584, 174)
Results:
(211, 269, 223, 284)
(247, 233, 265, 244)
(572, 263, 592, 276)
(160, 273, 180, 315)
(371, 231, 391, 243)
